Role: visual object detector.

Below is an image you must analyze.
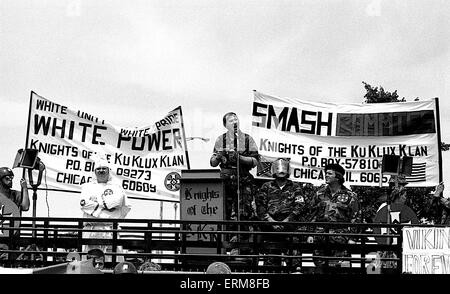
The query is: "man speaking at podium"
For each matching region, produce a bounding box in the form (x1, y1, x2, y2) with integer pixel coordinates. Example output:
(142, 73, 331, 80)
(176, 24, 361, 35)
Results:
(210, 112, 259, 258)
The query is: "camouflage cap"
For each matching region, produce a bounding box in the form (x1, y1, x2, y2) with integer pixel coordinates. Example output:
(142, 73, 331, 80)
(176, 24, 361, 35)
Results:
(324, 163, 345, 176)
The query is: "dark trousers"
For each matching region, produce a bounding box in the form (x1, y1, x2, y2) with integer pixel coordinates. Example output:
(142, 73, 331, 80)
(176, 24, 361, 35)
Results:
(222, 173, 257, 260)
(312, 227, 351, 273)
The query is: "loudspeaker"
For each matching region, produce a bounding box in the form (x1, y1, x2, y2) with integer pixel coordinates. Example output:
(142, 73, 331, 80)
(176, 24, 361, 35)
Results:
(400, 156, 413, 176)
(381, 155, 413, 176)
(13, 149, 39, 169)
(381, 155, 400, 175)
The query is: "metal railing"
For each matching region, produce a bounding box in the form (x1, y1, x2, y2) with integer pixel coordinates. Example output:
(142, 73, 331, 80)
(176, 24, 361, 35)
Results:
(0, 216, 420, 273)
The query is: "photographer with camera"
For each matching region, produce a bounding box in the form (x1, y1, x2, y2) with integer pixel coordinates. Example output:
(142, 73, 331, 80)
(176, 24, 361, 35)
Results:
(210, 112, 259, 260)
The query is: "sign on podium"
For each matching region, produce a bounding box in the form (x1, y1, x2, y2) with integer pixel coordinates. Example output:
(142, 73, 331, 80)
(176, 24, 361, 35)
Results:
(180, 169, 225, 257)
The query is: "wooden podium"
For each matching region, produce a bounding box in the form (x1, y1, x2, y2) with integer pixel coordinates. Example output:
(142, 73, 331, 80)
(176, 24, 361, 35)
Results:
(179, 169, 225, 260)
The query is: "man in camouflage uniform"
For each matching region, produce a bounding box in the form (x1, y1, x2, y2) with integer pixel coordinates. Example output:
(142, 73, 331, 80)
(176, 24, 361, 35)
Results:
(430, 182, 450, 225)
(256, 158, 309, 266)
(309, 163, 359, 273)
(210, 112, 259, 258)
(376, 175, 416, 270)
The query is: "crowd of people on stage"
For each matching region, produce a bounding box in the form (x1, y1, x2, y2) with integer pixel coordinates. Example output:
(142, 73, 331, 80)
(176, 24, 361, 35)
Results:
(209, 112, 450, 272)
(210, 112, 449, 225)
(0, 111, 449, 273)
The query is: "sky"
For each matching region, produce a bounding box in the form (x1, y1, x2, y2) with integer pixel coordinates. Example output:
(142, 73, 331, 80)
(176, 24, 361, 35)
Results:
(1, 0, 449, 220)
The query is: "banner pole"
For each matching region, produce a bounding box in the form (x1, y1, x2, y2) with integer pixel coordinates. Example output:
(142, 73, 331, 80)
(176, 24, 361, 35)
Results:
(159, 201, 163, 263)
(174, 202, 178, 220)
(380, 157, 392, 248)
(24, 91, 34, 191)
(177, 106, 191, 170)
(25, 91, 38, 261)
(434, 98, 443, 183)
(25, 91, 34, 152)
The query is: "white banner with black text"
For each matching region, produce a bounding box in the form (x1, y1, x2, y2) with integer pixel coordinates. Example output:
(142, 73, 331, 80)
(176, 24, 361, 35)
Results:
(251, 90, 440, 187)
(26, 91, 189, 202)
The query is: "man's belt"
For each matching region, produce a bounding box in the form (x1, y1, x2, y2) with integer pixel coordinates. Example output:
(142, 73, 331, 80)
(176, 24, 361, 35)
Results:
(220, 168, 251, 179)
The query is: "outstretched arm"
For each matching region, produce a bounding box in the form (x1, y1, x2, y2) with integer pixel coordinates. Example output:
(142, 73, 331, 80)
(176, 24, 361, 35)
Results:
(434, 182, 444, 197)
(239, 136, 259, 168)
(238, 155, 258, 167)
(432, 182, 450, 208)
(20, 179, 30, 211)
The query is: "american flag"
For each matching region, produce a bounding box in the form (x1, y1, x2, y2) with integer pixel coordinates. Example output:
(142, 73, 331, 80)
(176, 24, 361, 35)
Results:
(405, 162, 426, 182)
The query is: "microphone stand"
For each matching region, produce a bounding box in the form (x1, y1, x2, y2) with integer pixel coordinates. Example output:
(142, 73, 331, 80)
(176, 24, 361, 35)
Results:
(26, 161, 45, 262)
(386, 178, 397, 246)
(234, 125, 241, 250)
(385, 192, 391, 250)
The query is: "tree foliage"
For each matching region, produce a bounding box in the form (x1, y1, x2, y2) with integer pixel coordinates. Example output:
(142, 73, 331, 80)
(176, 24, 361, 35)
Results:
(363, 81, 449, 151)
(362, 81, 406, 103)
(357, 82, 441, 223)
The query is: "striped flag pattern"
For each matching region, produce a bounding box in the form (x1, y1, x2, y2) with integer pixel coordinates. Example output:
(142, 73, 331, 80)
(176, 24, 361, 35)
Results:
(405, 162, 426, 182)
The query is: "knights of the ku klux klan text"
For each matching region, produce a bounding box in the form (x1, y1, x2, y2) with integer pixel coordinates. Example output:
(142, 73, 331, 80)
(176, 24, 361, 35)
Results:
(251, 91, 439, 187)
(26, 92, 189, 202)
